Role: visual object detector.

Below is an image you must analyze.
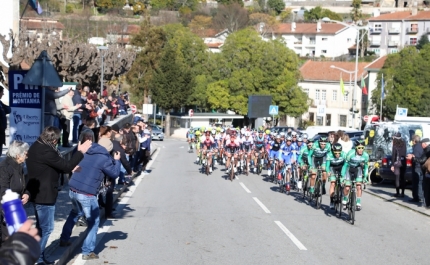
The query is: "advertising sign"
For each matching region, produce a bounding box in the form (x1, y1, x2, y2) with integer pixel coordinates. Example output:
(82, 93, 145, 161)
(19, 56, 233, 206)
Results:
(8, 70, 42, 145)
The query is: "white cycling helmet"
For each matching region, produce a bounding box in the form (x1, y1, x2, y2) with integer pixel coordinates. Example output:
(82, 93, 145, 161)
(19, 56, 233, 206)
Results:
(245, 132, 251, 137)
(211, 129, 216, 135)
(280, 132, 285, 136)
(297, 137, 303, 142)
(276, 135, 281, 139)
(286, 136, 293, 141)
(302, 133, 308, 139)
(291, 131, 297, 136)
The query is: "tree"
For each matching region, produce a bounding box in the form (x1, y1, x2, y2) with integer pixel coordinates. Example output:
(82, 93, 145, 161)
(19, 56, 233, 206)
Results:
(151, 45, 194, 137)
(213, 3, 249, 33)
(304, 6, 342, 22)
(350, 0, 363, 23)
(249, 13, 278, 36)
(216, 0, 243, 6)
(416, 34, 430, 50)
(188, 15, 213, 36)
(126, 17, 166, 108)
(267, 0, 285, 15)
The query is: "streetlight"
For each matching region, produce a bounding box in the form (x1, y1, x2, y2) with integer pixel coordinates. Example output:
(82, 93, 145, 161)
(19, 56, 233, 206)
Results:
(97, 45, 108, 99)
(322, 17, 368, 129)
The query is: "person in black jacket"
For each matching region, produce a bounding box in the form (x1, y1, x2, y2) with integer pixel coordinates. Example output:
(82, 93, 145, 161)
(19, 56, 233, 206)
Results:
(26, 126, 92, 265)
(390, 132, 407, 197)
(408, 137, 430, 207)
(113, 134, 132, 185)
(0, 141, 30, 244)
(72, 86, 84, 143)
(0, 220, 40, 265)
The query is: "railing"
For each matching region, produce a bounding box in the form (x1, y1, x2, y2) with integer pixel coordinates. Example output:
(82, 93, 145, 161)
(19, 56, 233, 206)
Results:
(370, 28, 382, 34)
(294, 41, 303, 44)
(388, 28, 400, 34)
(388, 41, 398, 46)
(406, 28, 418, 34)
(370, 40, 381, 46)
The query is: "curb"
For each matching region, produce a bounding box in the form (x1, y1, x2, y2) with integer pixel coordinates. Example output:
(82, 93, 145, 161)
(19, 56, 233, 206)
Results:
(56, 147, 160, 265)
(364, 188, 430, 217)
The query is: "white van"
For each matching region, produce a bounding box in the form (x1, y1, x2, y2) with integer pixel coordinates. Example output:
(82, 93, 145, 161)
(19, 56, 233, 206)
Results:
(303, 126, 354, 139)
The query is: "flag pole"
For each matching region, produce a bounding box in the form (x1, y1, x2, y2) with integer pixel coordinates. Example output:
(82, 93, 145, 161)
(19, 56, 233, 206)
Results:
(380, 73, 383, 121)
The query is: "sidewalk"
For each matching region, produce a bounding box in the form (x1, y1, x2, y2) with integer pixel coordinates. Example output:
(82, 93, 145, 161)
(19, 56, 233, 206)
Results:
(27, 145, 159, 265)
(364, 181, 430, 217)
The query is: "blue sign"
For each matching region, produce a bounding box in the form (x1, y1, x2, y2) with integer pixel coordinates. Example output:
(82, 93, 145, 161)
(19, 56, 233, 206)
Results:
(269, 105, 278, 115)
(397, 107, 408, 117)
(9, 71, 42, 108)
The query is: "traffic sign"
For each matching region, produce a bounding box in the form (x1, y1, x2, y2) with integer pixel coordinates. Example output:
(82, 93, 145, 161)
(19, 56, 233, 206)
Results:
(363, 115, 369, 122)
(269, 105, 278, 115)
(188, 109, 194, 117)
(130, 104, 137, 114)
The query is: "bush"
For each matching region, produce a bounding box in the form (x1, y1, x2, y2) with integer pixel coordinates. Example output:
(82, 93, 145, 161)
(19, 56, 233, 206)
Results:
(66, 4, 74, 13)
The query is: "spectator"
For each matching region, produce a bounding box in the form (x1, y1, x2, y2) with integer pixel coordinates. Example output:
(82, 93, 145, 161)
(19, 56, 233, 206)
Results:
(0, 220, 40, 265)
(139, 129, 151, 172)
(391, 132, 407, 197)
(0, 141, 30, 244)
(111, 90, 117, 98)
(59, 131, 120, 260)
(105, 96, 114, 123)
(114, 134, 132, 186)
(335, 130, 345, 144)
(117, 95, 127, 115)
(111, 97, 119, 119)
(26, 126, 91, 265)
(72, 86, 85, 143)
(409, 138, 430, 207)
(340, 133, 353, 154)
(60, 89, 82, 147)
(0, 87, 11, 148)
(44, 87, 69, 128)
(410, 135, 424, 204)
(130, 125, 141, 174)
(102, 85, 108, 98)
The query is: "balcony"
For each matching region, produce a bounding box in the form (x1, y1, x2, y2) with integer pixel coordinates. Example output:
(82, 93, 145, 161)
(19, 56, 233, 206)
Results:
(370, 28, 382, 34)
(406, 40, 417, 46)
(370, 40, 381, 46)
(388, 28, 400, 34)
(406, 27, 418, 34)
(427, 28, 430, 34)
(306, 40, 316, 46)
(388, 41, 399, 47)
(294, 40, 302, 45)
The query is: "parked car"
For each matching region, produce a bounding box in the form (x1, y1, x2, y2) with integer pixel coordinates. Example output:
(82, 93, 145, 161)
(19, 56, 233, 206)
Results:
(271, 126, 297, 134)
(313, 130, 363, 142)
(149, 124, 164, 141)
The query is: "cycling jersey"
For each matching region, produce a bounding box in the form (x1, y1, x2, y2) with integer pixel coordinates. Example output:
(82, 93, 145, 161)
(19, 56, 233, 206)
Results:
(341, 149, 369, 180)
(241, 137, 254, 152)
(308, 141, 331, 170)
(254, 135, 265, 149)
(270, 140, 282, 160)
(201, 136, 215, 149)
(225, 139, 240, 153)
(298, 146, 311, 166)
(281, 142, 298, 165)
(326, 151, 346, 180)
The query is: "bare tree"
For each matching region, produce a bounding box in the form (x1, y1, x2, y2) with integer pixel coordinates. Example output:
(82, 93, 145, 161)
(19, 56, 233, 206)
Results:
(213, 3, 249, 33)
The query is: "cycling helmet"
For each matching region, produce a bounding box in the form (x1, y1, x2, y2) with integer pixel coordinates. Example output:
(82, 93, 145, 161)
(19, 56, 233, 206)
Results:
(280, 132, 285, 137)
(291, 131, 297, 136)
(319, 136, 328, 143)
(220, 128, 225, 133)
(211, 129, 216, 135)
(307, 138, 314, 143)
(297, 137, 303, 142)
(332, 143, 342, 152)
(355, 139, 365, 147)
(195, 131, 201, 136)
(302, 133, 308, 139)
(276, 135, 281, 139)
(200, 126, 205, 132)
(258, 130, 264, 134)
(265, 129, 271, 135)
(216, 127, 221, 132)
(286, 136, 293, 141)
(245, 132, 251, 137)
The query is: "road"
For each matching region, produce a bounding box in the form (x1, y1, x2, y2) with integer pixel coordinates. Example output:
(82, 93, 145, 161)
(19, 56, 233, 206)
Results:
(69, 139, 430, 265)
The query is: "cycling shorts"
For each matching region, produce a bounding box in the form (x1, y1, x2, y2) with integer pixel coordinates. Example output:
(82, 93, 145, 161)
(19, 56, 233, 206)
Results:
(344, 167, 364, 185)
(329, 165, 343, 181)
(270, 150, 282, 160)
(188, 134, 195, 139)
(310, 156, 326, 173)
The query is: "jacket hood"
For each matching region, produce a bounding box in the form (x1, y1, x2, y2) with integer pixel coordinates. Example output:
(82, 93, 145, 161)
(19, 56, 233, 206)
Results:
(86, 143, 111, 156)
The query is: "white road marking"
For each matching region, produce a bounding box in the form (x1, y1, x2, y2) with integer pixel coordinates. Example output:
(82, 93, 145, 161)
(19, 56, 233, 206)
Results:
(72, 148, 161, 265)
(239, 182, 251, 193)
(253, 197, 271, 213)
(179, 146, 184, 148)
(274, 221, 307, 250)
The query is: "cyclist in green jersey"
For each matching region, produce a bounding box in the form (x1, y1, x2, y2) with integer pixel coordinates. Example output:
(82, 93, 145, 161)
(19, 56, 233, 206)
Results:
(307, 136, 331, 195)
(326, 143, 346, 209)
(341, 139, 369, 211)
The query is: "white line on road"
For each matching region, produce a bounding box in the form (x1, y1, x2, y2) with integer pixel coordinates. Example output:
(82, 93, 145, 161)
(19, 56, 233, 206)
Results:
(239, 182, 251, 193)
(274, 221, 307, 250)
(72, 148, 161, 265)
(253, 197, 271, 213)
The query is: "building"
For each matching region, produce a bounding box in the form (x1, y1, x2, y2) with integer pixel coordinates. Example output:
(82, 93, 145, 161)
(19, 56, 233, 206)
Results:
(192, 28, 229, 53)
(368, 10, 430, 56)
(297, 60, 369, 129)
(264, 22, 357, 58)
(363, 55, 387, 115)
(20, 18, 65, 40)
(106, 24, 140, 47)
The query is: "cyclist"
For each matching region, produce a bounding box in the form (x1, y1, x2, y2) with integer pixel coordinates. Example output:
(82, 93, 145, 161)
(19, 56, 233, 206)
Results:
(253, 130, 266, 173)
(241, 131, 254, 173)
(268, 135, 283, 177)
(187, 127, 195, 152)
(201, 131, 216, 173)
(195, 130, 202, 162)
(341, 139, 369, 211)
(307, 136, 331, 195)
(225, 131, 241, 175)
(280, 135, 298, 191)
(326, 143, 346, 209)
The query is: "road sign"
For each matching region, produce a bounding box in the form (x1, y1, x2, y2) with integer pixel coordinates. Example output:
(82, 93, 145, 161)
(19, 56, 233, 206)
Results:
(189, 109, 194, 117)
(130, 104, 137, 114)
(316, 105, 326, 117)
(269, 105, 278, 115)
(363, 115, 369, 122)
(142, 104, 153, 114)
(396, 107, 408, 117)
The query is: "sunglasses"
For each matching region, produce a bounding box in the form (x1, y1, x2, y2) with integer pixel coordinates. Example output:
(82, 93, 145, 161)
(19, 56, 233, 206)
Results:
(287, 140, 291, 142)
(356, 146, 365, 150)
(292, 136, 297, 138)
(334, 151, 341, 155)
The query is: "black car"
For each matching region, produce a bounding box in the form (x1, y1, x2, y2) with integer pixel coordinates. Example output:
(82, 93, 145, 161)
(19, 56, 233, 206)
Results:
(378, 147, 414, 182)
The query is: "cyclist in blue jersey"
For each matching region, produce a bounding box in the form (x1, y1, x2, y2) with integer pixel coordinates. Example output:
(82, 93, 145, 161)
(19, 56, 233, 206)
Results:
(280, 135, 298, 191)
(253, 130, 266, 173)
(268, 135, 282, 177)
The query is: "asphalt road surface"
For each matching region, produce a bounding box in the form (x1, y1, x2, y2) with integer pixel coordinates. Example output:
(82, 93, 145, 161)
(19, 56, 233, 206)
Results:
(70, 139, 430, 265)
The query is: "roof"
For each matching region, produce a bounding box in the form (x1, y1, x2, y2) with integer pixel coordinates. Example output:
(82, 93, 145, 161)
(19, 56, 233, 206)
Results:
(369, 11, 430, 21)
(192, 29, 219, 38)
(365, 55, 387, 71)
(206, 42, 223, 48)
(21, 19, 65, 30)
(273, 23, 346, 35)
(107, 24, 140, 35)
(300, 61, 369, 81)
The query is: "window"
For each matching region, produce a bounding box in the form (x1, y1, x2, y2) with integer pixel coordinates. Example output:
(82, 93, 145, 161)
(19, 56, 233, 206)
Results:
(347, 38, 352, 42)
(315, 89, 320, 100)
(373, 23, 382, 32)
(339, 115, 347, 127)
(309, 37, 316, 44)
(309, 112, 315, 122)
(321, 90, 326, 100)
(390, 49, 398, 54)
(372, 48, 380, 55)
(410, 38, 417, 45)
(321, 50, 327, 54)
(322, 38, 328, 41)
(294, 38, 302, 44)
(303, 88, 309, 96)
(343, 93, 348, 102)
(410, 23, 418, 32)
(326, 114, 331, 126)
(316, 116, 323, 126)
(332, 90, 337, 101)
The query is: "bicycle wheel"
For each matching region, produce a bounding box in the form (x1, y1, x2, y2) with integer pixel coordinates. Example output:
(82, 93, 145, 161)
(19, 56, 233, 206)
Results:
(315, 180, 322, 209)
(334, 182, 340, 214)
(302, 176, 308, 200)
(349, 190, 356, 225)
(245, 159, 249, 176)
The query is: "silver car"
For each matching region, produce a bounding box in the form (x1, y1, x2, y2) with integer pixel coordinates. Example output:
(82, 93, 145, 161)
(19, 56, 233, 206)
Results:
(150, 124, 164, 141)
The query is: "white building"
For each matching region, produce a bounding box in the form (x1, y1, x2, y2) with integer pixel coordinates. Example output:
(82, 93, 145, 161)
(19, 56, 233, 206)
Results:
(265, 22, 357, 58)
(363, 55, 387, 115)
(192, 28, 229, 53)
(296, 60, 369, 129)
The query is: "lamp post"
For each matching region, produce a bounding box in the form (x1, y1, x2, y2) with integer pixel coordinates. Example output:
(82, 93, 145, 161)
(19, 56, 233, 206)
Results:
(322, 18, 368, 129)
(97, 46, 108, 99)
(330, 65, 356, 127)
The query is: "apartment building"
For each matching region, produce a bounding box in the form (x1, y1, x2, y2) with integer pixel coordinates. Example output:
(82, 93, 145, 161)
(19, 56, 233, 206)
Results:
(265, 22, 357, 57)
(368, 10, 430, 56)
